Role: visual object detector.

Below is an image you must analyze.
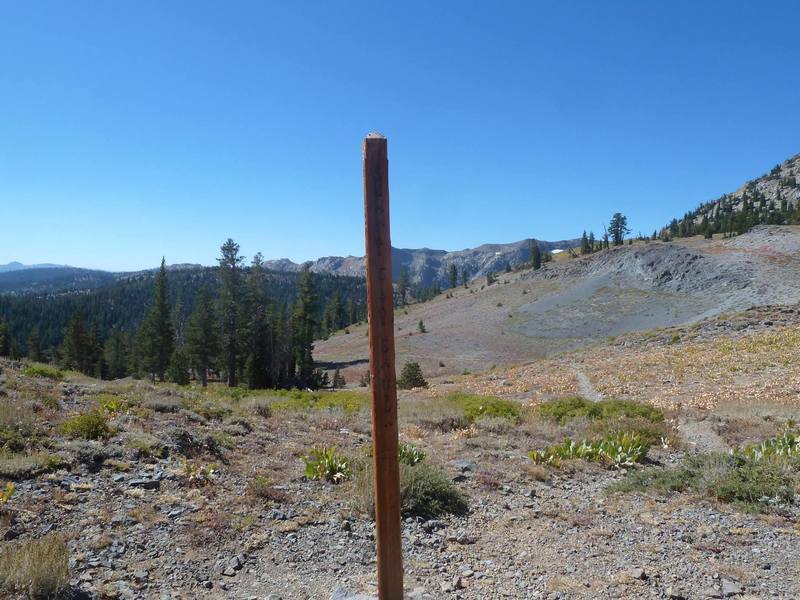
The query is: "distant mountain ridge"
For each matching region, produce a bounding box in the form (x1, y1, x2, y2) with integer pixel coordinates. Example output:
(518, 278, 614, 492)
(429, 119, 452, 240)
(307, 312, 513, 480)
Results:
(0, 261, 66, 273)
(265, 238, 579, 286)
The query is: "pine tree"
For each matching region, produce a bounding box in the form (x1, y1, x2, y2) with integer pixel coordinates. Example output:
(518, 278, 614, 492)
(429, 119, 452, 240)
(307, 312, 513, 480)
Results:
(448, 264, 458, 289)
(531, 239, 542, 270)
(167, 345, 191, 385)
(461, 267, 469, 288)
(418, 320, 427, 333)
(292, 264, 317, 387)
(332, 368, 346, 389)
(61, 312, 89, 372)
(588, 231, 596, 252)
(609, 213, 630, 246)
(396, 266, 410, 306)
(397, 361, 427, 389)
(0, 320, 11, 357)
(26, 328, 42, 362)
(139, 258, 175, 382)
(104, 329, 129, 380)
(580, 231, 591, 255)
(244, 253, 271, 389)
(218, 239, 245, 387)
(185, 287, 219, 387)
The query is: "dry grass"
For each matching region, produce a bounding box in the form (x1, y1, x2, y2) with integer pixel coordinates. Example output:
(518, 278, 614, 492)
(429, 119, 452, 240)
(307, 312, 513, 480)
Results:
(0, 533, 70, 599)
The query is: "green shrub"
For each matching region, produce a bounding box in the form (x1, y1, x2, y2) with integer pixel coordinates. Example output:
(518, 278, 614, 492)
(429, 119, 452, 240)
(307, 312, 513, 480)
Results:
(303, 447, 351, 483)
(0, 533, 70, 599)
(447, 392, 521, 422)
(354, 462, 468, 519)
(537, 396, 663, 425)
(271, 390, 368, 414)
(61, 410, 112, 440)
(21, 364, 64, 381)
(529, 432, 650, 468)
(610, 452, 797, 512)
(397, 362, 428, 390)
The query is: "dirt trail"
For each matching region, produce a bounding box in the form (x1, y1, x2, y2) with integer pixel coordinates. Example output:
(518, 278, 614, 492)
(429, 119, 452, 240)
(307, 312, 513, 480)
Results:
(574, 369, 603, 401)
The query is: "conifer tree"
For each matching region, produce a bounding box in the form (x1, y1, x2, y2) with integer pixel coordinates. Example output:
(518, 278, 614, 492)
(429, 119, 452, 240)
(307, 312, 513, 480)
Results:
(218, 239, 245, 387)
(588, 231, 596, 252)
(461, 267, 469, 288)
(396, 266, 410, 306)
(244, 253, 271, 389)
(580, 231, 591, 255)
(185, 287, 220, 387)
(139, 258, 175, 382)
(27, 328, 42, 362)
(609, 213, 630, 246)
(0, 320, 11, 357)
(448, 264, 458, 289)
(531, 239, 542, 270)
(61, 312, 89, 372)
(104, 329, 129, 380)
(292, 264, 317, 387)
(167, 345, 191, 385)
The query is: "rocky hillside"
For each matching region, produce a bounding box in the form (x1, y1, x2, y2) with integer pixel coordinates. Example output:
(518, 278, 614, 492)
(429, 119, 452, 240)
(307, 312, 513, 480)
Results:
(316, 225, 800, 382)
(265, 238, 578, 287)
(667, 153, 800, 234)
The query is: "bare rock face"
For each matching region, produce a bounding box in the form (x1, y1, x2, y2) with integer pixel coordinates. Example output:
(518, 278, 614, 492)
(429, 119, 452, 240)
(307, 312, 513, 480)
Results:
(265, 237, 579, 287)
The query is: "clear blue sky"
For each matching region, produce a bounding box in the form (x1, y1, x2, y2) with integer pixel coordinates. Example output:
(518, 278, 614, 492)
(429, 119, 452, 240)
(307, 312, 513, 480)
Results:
(1, 1, 798, 271)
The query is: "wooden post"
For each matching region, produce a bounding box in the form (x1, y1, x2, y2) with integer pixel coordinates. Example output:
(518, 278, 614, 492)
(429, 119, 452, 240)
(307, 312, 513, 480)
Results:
(363, 132, 403, 599)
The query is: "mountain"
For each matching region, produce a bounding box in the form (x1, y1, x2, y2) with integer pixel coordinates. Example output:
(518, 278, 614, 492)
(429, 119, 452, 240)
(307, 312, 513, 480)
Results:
(664, 153, 800, 237)
(0, 261, 66, 273)
(0, 267, 116, 295)
(265, 238, 579, 286)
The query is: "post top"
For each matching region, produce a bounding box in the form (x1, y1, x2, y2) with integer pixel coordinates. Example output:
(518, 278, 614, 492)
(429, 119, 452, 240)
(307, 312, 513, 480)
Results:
(365, 131, 386, 139)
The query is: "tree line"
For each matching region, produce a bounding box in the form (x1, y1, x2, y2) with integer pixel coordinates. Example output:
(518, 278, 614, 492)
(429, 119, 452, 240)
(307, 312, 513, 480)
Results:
(0, 239, 367, 389)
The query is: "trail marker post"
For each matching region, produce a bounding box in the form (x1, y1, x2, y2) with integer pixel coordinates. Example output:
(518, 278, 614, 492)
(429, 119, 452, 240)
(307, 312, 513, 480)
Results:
(363, 133, 403, 599)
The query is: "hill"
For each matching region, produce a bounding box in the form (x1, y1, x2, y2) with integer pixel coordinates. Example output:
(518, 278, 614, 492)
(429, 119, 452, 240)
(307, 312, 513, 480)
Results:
(664, 153, 800, 238)
(315, 225, 800, 383)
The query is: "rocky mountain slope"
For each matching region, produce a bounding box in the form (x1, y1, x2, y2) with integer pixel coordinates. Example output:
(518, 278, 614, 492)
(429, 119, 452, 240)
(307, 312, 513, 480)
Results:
(670, 153, 800, 231)
(265, 238, 578, 287)
(316, 225, 800, 382)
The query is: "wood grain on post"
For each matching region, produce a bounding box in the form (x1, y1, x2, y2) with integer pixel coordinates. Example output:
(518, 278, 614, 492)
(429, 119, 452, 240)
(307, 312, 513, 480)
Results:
(363, 132, 403, 599)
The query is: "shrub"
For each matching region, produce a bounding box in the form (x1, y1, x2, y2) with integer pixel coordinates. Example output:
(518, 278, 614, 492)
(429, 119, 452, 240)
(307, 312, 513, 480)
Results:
(447, 392, 521, 422)
(610, 452, 797, 512)
(303, 447, 351, 483)
(0, 482, 14, 506)
(397, 362, 428, 390)
(529, 432, 650, 468)
(61, 410, 112, 440)
(21, 364, 64, 381)
(0, 533, 70, 599)
(271, 390, 368, 414)
(354, 462, 467, 519)
(537, 396, 663, 425)
(142, 395, 183, 413)
(96, 394, 132, 414)
(0, 453, 68, 480)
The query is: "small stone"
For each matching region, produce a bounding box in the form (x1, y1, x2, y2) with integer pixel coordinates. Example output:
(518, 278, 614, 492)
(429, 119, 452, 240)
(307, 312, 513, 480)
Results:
(626, 567, 647, 581)
(128, 479, 160, 490)
(721, 578, 743, 597)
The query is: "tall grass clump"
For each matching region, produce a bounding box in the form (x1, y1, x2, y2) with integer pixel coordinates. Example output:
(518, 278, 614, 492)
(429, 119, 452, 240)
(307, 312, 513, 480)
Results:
(0, 533, 70, 599)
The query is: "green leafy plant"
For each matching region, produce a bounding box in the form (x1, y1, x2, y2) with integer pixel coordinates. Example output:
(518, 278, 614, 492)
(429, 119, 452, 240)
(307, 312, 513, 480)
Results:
(529, 432, 649, 468)
(181, 459, 217, 486)
(399, 443, 425, 466)
(0, 482, 14, 506)
(303, 447, 351, 483)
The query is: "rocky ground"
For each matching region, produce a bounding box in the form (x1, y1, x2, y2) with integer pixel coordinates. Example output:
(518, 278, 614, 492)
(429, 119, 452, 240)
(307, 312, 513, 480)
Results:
(1, 303, 799, 600)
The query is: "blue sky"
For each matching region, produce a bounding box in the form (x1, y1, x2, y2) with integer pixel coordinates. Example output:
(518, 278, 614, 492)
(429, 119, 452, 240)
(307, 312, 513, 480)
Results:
(1, 1, 798, 271)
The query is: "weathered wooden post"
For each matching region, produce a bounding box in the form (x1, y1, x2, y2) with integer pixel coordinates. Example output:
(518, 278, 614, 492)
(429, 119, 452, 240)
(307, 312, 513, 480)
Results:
(363, 132, 403, 599)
